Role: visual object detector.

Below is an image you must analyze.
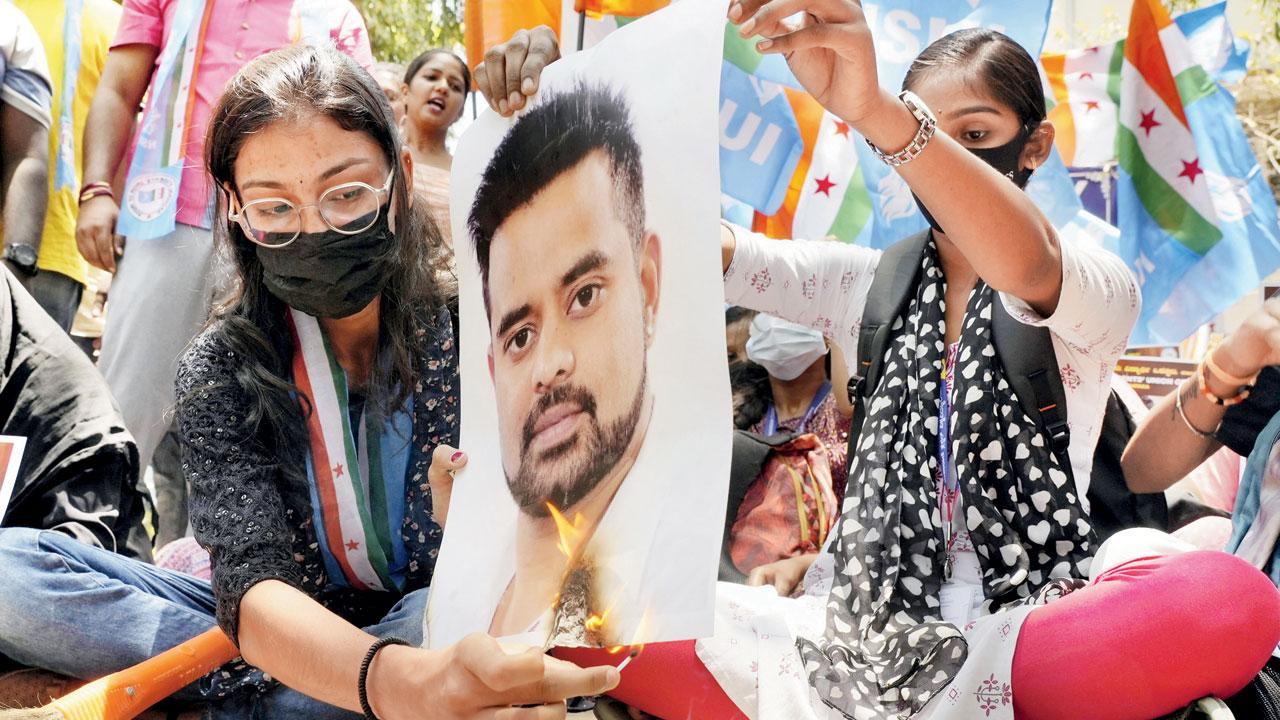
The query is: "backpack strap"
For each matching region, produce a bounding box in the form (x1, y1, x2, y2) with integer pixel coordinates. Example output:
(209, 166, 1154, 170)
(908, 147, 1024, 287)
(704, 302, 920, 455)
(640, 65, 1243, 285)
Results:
(991, 301, 1073, 462)
(847, 231, 932, 443)
(721, 429, 798, 583)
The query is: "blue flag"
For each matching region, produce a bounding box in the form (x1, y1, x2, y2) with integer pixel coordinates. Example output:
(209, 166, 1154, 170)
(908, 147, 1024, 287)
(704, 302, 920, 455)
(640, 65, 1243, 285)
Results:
(1175, 1, 1250, 86)
(718, 61, 804, 215)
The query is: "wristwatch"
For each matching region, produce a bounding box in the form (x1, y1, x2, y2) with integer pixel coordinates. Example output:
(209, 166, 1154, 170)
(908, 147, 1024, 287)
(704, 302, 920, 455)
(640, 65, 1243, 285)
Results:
(866, 90, 937, 167)
(3, 243, 39, 277)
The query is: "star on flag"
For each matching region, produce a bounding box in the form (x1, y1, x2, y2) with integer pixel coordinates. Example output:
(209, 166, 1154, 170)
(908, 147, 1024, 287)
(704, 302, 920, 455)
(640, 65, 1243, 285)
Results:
(333, 463, 344, 478)
(814, 175, 837, 196)
(833, 120, 851, 138)
(1138, 109, 1161, 137)
(1078, 71, 1094, 81)
(1084, 100, 1101, 112)
(346, 539, 360, 551)
(1178, 158, 1204, 184)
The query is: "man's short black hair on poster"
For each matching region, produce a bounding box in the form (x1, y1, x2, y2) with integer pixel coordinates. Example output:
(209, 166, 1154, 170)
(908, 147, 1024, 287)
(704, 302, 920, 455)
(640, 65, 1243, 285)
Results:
(468, 82, 646, 314)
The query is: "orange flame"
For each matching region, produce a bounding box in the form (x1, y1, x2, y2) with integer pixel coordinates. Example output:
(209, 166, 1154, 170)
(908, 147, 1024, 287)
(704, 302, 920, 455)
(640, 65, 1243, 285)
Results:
(546, 502, 589, 559)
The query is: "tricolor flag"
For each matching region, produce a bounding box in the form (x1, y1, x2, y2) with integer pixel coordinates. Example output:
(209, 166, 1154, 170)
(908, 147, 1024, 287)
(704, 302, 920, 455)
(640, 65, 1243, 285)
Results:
(1042, 1, 1250, 169)
(1115, 0, 1280, 345)
(1043, 44, 1122, 168)
(750, 93, 873, 242)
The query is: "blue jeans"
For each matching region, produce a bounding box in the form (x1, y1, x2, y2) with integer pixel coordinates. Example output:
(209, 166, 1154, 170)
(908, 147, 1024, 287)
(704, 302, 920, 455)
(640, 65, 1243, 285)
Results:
(0, 527, 428, 719)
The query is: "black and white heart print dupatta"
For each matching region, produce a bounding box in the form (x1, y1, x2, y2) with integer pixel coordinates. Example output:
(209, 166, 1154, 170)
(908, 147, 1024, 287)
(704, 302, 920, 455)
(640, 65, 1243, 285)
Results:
(796, 240, 1096, 719)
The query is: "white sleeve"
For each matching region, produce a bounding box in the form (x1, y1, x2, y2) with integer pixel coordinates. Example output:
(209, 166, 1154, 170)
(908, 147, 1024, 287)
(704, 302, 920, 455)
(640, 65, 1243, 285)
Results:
(723, 223, 880, 359)
(0, 7, 54, 129)
(999, 240, 1140, 358)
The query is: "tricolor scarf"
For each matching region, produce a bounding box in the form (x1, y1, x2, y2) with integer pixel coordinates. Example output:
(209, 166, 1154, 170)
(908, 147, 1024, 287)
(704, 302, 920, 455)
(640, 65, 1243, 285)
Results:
(289, 309, 413, 592)
(797, 241, 1095, 718)
(53, 0, 84, 191)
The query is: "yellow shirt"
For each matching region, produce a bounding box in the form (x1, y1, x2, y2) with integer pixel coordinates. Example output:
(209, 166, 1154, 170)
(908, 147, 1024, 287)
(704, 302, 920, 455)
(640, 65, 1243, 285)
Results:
(14, 0, 121, 286)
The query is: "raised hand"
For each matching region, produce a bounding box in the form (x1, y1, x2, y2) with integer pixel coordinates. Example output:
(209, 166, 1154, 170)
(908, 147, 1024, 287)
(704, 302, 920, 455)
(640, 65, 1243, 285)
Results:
(729, 0, 886, 127)
(1216, 296, 1280, 381)
(475, 26, 561, 118)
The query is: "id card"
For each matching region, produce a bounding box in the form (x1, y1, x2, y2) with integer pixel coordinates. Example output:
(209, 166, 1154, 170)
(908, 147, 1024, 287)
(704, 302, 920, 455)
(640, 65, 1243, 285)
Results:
(940, 584, 980, 627)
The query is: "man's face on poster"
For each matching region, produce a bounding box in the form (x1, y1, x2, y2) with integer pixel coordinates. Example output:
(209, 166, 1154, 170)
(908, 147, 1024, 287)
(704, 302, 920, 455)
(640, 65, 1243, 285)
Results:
(486, 151, 661, 517)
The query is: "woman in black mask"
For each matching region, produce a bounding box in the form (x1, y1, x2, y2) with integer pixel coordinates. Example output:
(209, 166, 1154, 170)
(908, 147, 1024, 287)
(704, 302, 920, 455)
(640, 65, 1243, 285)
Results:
(466, 4, 1279, 720)
(0, 45, 617, 720)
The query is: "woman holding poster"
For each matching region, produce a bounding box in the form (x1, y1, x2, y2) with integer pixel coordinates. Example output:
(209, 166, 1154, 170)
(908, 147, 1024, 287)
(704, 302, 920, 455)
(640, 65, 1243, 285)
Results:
(463, 1, 1280, 718)
(0, 45, 617, 720)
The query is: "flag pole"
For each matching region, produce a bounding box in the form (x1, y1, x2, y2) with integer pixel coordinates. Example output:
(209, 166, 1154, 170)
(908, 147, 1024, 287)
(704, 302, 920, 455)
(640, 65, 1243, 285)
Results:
(577, 9, 586, 52)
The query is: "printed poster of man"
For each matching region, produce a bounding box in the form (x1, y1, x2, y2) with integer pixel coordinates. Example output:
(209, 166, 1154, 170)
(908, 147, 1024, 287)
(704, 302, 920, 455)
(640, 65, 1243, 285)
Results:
(425, 0, 732, 650)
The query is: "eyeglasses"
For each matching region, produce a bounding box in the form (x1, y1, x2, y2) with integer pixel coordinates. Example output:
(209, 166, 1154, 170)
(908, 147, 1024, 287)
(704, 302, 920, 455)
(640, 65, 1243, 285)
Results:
(229, 170, 395, 248)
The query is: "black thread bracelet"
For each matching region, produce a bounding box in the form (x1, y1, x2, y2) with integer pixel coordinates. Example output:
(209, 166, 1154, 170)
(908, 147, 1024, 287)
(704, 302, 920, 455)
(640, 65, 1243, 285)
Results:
(359, 636, 410, 720)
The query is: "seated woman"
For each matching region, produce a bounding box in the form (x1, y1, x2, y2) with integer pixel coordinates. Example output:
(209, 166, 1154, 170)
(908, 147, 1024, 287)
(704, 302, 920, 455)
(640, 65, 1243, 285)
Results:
(458, 3, 1280, 718)
(0, 46, 616, 719)
(739, 313, 853, 474)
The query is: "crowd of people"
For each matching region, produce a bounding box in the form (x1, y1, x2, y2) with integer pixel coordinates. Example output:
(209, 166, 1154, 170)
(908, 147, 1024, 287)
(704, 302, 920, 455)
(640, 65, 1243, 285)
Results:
(0, 0, 1277, 718)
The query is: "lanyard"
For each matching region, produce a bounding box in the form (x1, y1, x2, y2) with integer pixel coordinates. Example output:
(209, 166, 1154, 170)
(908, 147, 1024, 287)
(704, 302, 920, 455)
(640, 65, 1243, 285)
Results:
(763, 381, 831, 436)
(938, 343, 960, 579)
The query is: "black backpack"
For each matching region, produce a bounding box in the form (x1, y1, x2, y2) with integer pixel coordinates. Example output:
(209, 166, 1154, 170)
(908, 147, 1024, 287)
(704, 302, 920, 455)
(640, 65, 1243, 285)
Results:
(845, 231, 1167, 542)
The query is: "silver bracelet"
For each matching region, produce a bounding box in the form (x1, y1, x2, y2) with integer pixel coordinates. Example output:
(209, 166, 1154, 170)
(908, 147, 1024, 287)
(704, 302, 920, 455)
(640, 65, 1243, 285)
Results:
(1175, 380, 1220, 439)
(866, 90, 937, 167)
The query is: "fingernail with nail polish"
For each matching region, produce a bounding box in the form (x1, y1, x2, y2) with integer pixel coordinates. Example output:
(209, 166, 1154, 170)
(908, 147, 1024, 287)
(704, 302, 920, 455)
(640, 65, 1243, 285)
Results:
(450, 451, 464, 462)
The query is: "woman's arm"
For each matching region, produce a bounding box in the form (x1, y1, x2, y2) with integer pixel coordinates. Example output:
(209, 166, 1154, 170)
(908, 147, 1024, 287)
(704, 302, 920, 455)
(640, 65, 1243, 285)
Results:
(1122, 297, 1280, 492)
(827, 340, 854, 418)
(721, 223, 880, 358)
(238, 580, 618, 719)
(733, 0, 1063, 315)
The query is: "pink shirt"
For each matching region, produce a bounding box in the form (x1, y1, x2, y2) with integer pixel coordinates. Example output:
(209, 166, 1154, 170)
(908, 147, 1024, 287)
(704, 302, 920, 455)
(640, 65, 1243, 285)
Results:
(113, 0, 374, 228)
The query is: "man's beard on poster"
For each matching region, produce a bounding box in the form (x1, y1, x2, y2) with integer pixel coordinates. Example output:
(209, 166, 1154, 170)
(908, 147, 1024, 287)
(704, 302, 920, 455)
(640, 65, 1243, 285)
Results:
(506, 368, 648, 518)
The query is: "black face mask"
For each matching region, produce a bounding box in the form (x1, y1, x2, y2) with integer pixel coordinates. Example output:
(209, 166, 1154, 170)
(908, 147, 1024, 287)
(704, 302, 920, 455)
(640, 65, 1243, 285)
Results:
(913, 128, 1035, 235)
(257, 205, 396, 318)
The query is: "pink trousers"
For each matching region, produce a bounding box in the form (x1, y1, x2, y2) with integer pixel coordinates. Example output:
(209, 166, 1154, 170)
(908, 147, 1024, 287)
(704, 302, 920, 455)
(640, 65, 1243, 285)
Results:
(557, 551, 1280, 720)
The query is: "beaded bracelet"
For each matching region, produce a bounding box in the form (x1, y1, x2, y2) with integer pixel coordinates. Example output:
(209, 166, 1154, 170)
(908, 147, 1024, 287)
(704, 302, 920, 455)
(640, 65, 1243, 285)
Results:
(358, 636, 409, 720)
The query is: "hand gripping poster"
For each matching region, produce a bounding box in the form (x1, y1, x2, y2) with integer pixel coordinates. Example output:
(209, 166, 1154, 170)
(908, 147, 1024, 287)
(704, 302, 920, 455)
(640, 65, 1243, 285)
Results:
(426, 0, 732, 650)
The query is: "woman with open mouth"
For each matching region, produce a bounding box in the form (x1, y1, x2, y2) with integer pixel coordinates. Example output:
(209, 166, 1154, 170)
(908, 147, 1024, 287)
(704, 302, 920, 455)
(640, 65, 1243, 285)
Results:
(402, 48, 470, 250)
